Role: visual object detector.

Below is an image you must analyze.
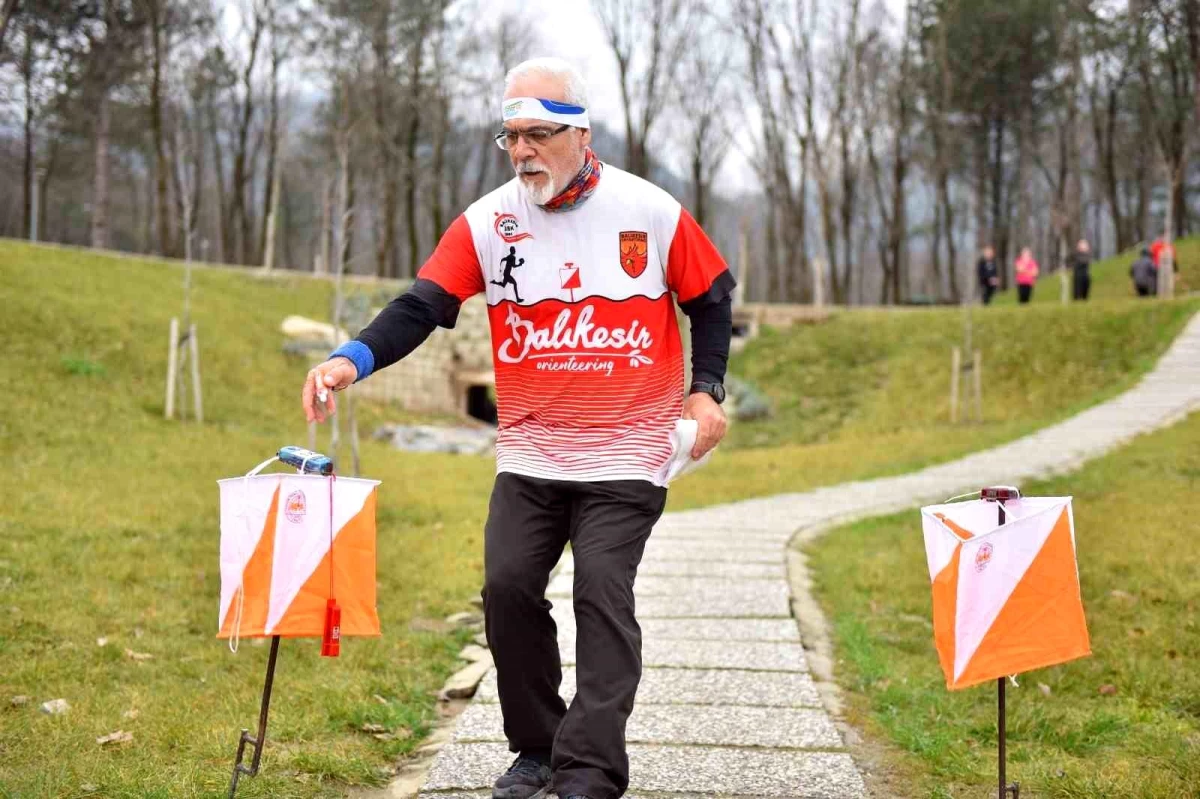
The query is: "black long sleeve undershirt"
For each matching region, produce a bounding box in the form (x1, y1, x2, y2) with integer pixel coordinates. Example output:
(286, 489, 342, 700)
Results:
(680, 270, 736, 386)
(354, 279, 453, 374)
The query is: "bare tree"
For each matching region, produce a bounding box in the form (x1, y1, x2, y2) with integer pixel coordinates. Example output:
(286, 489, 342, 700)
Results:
(675, 9, 732, 228)
(734, 0, 814, 302)
(259, 0, 287, 267)
(227, 0, 266, 264)
(87, 0, 146, 250)
(596, 0, 694, 177)
(862, 1, 916, 303)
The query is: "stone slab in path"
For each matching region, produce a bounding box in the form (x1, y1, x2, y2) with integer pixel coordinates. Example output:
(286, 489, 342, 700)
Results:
(424, 742, 866, 798)
(474, 666, 824, 708)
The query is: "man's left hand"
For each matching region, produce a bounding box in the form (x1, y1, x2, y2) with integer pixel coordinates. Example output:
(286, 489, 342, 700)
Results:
(682, 392, 727, 459)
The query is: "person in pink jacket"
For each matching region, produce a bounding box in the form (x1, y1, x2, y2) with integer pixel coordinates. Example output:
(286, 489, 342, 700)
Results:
(1014, 247, 1039, 304)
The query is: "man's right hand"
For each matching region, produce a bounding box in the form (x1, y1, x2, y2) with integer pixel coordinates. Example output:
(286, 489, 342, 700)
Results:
(303, 357, 358, 423)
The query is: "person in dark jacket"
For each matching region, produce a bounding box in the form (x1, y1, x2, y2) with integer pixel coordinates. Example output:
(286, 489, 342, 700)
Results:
(1130, 247, 1157, 297)
(1069, 239, 1092, 301)
(977, 245, 999, 305)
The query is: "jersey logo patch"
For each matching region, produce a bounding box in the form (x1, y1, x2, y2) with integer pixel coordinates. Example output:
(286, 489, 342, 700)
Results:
(560, 262, 581, 301)
(491, 246, 526, 303)
(495, 212, 534, 243)
(620, 231, 649, 278)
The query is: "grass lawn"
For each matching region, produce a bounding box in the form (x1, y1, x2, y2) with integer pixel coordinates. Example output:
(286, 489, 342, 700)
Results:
(992, 237, 1199, 306)
(806, 411, 1200, 799)
(0, 238, 1196, 796)
(670, 294, 1198, 508)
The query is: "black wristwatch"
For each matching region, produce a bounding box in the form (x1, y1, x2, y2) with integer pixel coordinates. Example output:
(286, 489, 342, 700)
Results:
(689, 381, 726, 405)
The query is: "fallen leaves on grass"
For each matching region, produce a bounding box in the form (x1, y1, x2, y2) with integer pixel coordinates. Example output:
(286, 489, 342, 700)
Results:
(124, 648, 153, 662)
(96, 730, 133, 746)
(1099, 684, 1118, 696)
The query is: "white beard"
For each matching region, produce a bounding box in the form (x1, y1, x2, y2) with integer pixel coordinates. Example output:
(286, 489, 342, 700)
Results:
(515, 160, 559, 205)
(517, 173, 557, 205)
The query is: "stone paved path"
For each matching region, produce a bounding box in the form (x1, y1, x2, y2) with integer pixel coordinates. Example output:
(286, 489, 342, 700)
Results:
(419, 312, 1200, 799)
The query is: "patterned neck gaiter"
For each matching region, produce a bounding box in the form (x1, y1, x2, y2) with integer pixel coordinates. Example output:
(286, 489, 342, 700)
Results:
(541, 147, 603, 213)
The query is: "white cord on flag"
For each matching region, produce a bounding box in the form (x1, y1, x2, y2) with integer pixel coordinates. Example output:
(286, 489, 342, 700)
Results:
(230, 456, 279, 654)
(943, 490, 981, 504)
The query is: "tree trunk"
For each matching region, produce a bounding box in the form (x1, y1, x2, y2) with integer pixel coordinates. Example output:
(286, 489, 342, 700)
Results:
(260, 38, 280, 265)
(430, 92, 447, 241)
(989, 112, 1007, 285)
(22, 29, 33, 240)
(372, 16, 398, 279)
(208, 99, 229, 262)
(0, 0, 20, 54)
(91, 89, 111, 249)
(316, 174, 332, 274)
(150, 6, 170, 255)
(262, 144, 283, 270)
(344, 162, 356, 268)
(400, 14, 426, 278)
(471, 132, 494, 203)
(230, 8, 264, 264)
(37, 139, 57, 243)
(402, 109, 420, 277)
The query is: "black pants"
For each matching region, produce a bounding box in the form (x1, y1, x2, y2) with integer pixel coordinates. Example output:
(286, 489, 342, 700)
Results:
(981, 284, 996, 305)
(1073, 272, 1091, 301)
(1018, 284, 1033, 304)
(482, 472, 667, 799)
(1137, 284, 1153, 297)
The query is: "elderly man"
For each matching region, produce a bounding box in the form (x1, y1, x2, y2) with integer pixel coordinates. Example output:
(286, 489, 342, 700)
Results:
(301, 57, 734, 799)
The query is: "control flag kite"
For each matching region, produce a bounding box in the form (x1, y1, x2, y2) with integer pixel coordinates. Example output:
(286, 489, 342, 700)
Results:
(919, 495, 1091, 690)
(218, 464, 381, 647)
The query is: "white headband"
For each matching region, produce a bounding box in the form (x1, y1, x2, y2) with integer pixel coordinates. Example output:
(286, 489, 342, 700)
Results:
(502, 96, 590, 128)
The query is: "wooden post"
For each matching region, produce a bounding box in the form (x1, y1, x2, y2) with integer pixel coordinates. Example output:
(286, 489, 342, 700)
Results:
(973, 350, 983, 422)
(165, 317, 179, 419)
(950, 347, 961, 424)
(347, 389, 361, 477)
(189, 323, 204, 423)
(813, 257, 826, 309)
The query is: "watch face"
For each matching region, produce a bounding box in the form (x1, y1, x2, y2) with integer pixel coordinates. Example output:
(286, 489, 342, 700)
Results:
(712, 384, 726, 403)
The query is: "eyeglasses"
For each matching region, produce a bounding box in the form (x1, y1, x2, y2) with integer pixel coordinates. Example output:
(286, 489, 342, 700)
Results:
(494, 124, 571, 150)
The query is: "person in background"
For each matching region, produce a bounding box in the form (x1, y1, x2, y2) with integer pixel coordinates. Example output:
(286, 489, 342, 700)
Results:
(1014, 246, 1039, 304)
(1069, 239, 1092, 301)
(1150, 236, 1174, 269)
(1130, 247, 1158, 297)
(977, 245, 1000, 305)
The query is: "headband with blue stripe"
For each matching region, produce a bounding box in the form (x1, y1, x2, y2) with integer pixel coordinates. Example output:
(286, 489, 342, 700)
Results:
(502, 97, 590, 129)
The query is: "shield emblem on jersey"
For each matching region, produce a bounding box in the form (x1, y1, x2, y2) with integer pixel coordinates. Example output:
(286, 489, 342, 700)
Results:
(619, 231, 649, 278)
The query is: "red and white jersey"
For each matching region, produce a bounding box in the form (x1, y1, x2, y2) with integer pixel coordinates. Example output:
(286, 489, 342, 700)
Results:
(418, 165, 729, 486)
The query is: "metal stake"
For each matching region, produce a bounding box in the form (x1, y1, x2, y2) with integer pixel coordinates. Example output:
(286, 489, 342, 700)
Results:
(228, 636, 281, 798)
(996, 501, 1019, 799)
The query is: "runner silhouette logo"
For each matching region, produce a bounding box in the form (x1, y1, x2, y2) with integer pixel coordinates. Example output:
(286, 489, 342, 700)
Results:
(491, 247, 525, 303)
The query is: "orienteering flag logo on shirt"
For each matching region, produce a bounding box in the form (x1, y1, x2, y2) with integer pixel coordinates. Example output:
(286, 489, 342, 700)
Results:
(620, 231, 649, 278)
(560, 262, 582, 301)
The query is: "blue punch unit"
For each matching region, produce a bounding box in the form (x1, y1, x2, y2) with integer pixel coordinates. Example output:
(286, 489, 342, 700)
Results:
(277, 446, 334, 475)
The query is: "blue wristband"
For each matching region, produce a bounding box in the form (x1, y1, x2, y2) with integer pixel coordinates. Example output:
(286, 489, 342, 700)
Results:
(329, 340, 375, 382)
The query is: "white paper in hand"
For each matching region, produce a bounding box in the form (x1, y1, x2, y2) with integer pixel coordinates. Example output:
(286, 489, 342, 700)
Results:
(655, 419, 714, 486)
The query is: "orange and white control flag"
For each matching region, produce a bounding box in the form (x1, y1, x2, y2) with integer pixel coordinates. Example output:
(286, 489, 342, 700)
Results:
(920, 496, 1091, 690)
(218, 471, 381, 645)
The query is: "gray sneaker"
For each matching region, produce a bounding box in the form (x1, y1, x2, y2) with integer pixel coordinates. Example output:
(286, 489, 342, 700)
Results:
(492, 755, 552, 799)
